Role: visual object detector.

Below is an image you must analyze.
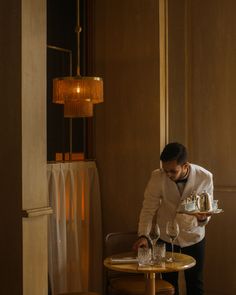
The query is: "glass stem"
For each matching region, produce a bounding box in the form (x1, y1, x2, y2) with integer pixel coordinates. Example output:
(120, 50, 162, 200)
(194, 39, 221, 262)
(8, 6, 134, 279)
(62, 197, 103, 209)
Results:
(151, 242, 154, 262)
(171, 241, 174, 261)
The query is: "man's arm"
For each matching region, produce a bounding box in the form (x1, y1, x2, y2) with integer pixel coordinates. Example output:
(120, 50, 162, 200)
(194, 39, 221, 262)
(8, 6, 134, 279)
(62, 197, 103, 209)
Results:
(132, 236, 150, 251)
(133, 171, 162, 250)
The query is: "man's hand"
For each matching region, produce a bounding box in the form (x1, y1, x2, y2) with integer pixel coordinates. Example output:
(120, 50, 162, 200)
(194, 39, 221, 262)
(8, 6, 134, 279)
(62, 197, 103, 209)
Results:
(132, 237, 149, 251)
(194, 212, 212, 222)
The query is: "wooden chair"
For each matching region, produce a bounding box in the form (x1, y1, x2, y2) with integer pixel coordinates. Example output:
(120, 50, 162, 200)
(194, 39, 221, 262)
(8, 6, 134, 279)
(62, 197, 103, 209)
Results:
(105, 232, 175, 295)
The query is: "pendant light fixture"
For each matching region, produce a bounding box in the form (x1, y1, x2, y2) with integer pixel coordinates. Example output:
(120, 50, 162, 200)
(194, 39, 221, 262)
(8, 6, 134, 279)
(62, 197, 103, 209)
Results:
(64, 100, 93, 118)
(50, 0, 104, 160)
(52, 0, 103, 117)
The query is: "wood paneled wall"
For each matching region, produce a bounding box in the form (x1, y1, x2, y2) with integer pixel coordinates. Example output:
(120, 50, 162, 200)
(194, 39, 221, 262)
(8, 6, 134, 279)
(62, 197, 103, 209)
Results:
(93, 0, 236, 293)
(0, 0, 48, 294)
(93, 0, 160, 236)
(168, 0, 236, 294)
(191, 1, 236, 293)
(22, 0, 48, 294)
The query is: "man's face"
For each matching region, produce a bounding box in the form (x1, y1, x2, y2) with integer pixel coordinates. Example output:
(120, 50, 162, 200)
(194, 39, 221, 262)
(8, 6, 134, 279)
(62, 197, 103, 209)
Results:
(162, 160, 189, 182)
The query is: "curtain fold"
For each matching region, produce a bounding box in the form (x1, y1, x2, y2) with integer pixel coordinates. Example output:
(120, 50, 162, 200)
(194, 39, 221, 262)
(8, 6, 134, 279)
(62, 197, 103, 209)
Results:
(47, 161, 102, 295)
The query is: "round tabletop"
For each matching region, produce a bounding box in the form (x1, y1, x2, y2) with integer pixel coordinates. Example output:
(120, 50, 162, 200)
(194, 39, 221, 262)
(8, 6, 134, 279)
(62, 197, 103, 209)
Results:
(104, 251, 196, 274)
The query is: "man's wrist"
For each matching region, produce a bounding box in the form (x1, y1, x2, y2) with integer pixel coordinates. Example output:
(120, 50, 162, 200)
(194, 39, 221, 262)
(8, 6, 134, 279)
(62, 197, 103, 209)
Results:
(197, 216, 208, 223)
(138, 235, 152, 247)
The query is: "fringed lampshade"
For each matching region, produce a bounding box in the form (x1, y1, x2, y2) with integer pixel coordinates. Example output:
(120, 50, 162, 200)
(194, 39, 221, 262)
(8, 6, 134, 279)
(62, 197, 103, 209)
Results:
(51, 0, 104, 119)
(53, 76, 103, 104)
(64, 100, 93, 118)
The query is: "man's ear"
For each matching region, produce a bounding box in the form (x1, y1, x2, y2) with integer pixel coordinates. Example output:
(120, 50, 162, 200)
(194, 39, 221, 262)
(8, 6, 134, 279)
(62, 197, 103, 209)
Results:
(183, 162, 190, 170)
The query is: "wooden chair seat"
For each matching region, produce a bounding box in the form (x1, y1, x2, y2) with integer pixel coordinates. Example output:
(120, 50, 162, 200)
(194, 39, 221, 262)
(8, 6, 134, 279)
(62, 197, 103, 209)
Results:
(109, 275, 175, 295)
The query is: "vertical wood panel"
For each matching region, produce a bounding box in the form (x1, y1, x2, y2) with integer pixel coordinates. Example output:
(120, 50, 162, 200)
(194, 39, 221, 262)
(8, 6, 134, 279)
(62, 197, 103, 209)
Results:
(169, 0, 236, 294)
(0, 0, 48, 294)
(190, 0, 236, 182)
(22, 0, 48, 294)
(190, 1, 236, 294)
(159, 0, 169, 150)
(168, 0, 188, 146)
(22, 0, 47, 209)
(23, 217, 48, 295)
(94, 0, 160, 235)
(205, 190, 236, 294)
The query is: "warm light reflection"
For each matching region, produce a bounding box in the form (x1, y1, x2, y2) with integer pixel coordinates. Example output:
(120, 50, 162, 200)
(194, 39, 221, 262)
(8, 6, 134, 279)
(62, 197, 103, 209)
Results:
(55, 152, 85, 161)
(81, 173, 85, 221)
(55, 153, 63, 161)
(65, 181, 70, 221)
(64, 170, 85, 222)
(60, 167, 89, 289)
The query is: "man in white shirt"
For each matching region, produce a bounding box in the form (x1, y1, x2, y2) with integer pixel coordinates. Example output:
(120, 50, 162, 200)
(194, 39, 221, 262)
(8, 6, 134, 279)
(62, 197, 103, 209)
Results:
(133, 142, 214, 295)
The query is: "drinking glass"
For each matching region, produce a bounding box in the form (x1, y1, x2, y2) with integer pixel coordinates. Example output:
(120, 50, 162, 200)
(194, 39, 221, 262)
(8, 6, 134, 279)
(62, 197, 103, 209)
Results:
(153, 242, 166, 266)
(166, 220, 179, 262)
(137, 247, 151, 266)
(148, 223, 160, 264)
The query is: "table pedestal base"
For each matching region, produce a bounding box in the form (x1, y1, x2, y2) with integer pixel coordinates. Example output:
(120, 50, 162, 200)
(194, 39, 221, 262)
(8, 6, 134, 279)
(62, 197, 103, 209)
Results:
(145, 273, 156, 295)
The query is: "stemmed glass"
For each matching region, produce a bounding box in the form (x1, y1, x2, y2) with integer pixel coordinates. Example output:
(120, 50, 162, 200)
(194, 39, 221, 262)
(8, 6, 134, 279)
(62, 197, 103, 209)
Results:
(148, 223, 160, 264)
(166, 220, 179, 262)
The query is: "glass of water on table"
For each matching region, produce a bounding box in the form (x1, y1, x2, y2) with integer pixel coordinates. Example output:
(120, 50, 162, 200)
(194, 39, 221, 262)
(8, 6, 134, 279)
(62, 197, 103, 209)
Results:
(166, 220, 179, 262)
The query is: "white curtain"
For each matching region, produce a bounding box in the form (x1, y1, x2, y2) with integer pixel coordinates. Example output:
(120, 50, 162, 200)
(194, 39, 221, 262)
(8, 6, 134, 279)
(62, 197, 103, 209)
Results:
(47, 161, 102, 295)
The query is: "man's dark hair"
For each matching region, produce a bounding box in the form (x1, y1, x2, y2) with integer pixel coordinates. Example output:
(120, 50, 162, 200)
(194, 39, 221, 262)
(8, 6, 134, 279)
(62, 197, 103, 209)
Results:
(160, 142, 188, 165)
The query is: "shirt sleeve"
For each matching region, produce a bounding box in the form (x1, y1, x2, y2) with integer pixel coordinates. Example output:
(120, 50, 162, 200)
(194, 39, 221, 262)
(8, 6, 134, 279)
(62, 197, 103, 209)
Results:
(138, 171, 162, 236)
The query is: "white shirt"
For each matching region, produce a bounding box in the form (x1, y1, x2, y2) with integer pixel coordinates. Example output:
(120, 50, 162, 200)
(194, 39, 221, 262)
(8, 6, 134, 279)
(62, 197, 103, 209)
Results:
(138, 163, 214, 247)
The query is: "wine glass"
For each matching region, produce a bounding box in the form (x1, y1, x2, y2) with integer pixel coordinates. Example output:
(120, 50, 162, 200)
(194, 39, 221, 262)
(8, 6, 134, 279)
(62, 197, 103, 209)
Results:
(148, 223, 160, 264)
(166, 220, 179, 262)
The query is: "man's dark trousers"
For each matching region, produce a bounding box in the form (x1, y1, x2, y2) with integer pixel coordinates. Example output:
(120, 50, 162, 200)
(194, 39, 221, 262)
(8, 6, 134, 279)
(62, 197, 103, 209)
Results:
(161, 238, 205, 295)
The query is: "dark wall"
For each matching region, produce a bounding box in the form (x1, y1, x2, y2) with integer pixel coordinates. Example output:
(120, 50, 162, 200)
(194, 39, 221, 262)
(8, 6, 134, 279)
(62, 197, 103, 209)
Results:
(0, 1, 22, 293)
(47, 0, 85, 160)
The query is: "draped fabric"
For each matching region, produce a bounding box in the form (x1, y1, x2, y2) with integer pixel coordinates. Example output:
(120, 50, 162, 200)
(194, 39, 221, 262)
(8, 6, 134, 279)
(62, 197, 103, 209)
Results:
(47, 161, 102, 295)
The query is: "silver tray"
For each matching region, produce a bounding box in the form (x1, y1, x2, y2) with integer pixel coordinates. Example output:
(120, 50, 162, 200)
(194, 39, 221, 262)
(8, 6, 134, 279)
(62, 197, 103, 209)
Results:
(177, 208, 223, 215)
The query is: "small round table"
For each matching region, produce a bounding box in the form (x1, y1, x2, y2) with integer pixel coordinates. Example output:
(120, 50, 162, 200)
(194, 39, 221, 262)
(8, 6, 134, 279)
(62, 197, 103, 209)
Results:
(104, 251, 196, 295)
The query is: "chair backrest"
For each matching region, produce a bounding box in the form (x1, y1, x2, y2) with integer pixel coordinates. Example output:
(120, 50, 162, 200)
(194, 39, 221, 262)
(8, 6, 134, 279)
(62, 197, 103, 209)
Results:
(105, 231, 138, 257)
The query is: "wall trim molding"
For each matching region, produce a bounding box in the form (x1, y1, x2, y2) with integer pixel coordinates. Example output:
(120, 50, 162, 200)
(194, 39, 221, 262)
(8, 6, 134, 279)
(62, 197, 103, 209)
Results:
(22, 206, 53, 218)
(185, 0, 191, 148)
(159, 0, 169, 151)
(214, 186, 236, 193)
